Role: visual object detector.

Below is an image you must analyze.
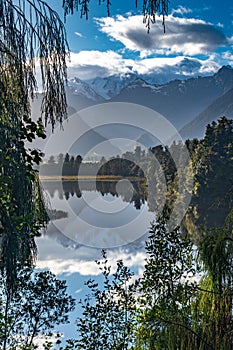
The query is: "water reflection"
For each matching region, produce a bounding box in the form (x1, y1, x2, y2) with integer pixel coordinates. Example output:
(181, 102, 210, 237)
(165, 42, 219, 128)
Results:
(42, 180, 147, 211)
(40, 179, 155, 249)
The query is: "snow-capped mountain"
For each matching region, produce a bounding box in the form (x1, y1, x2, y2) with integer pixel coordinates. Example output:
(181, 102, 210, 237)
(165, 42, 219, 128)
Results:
(32, 65, 233, 155)
(85, 74, 135, 100)
(110, 65, 233, 130)
(68, 58, 206, 100)
(68, 77, 103, 102)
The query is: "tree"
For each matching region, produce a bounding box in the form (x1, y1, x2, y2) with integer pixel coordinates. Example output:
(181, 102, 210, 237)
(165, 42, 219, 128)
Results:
(69, 250, 138, 350)
(186, 117, 233, 238)
(74, 155, 83, 175)
(0, 0, 69, 291)
(195, 226, 233, 349)
(48, 156, 56, 164)
(136, 211, 199, 350)
(0, 267, 75, 349)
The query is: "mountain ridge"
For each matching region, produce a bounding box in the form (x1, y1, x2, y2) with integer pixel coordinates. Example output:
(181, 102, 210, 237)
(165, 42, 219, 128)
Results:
(180, 87, 233, 139)
(31, 65, 233, 154)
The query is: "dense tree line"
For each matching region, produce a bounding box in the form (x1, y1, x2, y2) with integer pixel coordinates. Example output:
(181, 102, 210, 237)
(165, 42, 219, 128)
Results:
(185, 117, 233, 238)
(40, 147, 146, 178)
(146, 117, 233, 235)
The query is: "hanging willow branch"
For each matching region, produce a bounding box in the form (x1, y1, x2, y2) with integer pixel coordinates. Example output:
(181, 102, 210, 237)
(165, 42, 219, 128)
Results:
(142, 0, 170, 32)
(62, 0, 170, 31)
(0, 0, 69, 129)
(0, 0, 69, 292)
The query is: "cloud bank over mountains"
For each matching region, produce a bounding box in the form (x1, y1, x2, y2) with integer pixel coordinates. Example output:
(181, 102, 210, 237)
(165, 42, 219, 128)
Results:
(67, 10, 232, 81)
(96, 14, 227, 56)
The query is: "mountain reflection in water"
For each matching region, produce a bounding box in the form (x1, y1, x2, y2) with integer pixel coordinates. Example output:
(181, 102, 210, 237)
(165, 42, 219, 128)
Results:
(40, 179, 155, 249)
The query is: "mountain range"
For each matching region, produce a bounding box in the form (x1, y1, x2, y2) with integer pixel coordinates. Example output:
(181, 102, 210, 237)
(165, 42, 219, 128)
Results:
(32, 65, 233, 155)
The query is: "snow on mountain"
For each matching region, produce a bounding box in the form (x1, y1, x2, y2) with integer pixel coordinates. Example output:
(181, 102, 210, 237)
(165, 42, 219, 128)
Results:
(86, 74, 135, 100)
(82, 58, 203, 99)
(65, 65, 233, 133)
(176, 57, 202, 74)
(68, 77, 103, 102)
(67, 58, 220, 101)
(127, 78, 163, 93)
(111, 65, 233, 130)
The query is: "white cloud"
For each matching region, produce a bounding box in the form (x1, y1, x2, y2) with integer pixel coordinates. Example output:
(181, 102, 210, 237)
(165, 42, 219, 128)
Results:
(37, 257, 101, 276)
(75, 288, 83, 294)
(216, 22, 224, 28)
(96, 14, 228, 56)
(67, 50, 134, 79)
(34, 333, 63, 350)
(223, 50, 233, 59)
(171, 6, 192, 16)
(75, 31, 84, 38)
(66, 49, 221, 81)
(64, 13, 230, 82)
(36, 236, 146, 276)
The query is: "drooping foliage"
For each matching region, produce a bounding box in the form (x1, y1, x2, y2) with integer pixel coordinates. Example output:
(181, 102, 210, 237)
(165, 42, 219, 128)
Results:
(0, 76, 48, 290)
(195, 226, 233, 349)
(0, 0, 68, 128)
(62, 0, 170, 31)
(0, 0, 68, 291)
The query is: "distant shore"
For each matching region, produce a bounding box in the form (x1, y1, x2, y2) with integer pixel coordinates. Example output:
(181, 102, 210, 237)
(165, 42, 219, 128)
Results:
(39, 175, 145, 182)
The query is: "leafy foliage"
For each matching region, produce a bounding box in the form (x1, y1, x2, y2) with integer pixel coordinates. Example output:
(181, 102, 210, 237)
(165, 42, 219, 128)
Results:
(136, 212, 200, 349)
(72, 212, 233, 349)
(68, 250, 138, 350)
(0, 267, 75, 349)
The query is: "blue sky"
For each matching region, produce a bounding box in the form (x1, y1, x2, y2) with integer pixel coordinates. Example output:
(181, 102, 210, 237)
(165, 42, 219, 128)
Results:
(47, 0, 233, 80)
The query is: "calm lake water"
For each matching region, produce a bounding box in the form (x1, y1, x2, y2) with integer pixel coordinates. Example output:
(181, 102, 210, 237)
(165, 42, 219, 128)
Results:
(39, 179, 155, 249)
(35, 179, 155, 341)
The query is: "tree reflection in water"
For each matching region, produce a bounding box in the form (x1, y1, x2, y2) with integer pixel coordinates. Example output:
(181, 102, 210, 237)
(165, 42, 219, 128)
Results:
(42, 180, 148, 211)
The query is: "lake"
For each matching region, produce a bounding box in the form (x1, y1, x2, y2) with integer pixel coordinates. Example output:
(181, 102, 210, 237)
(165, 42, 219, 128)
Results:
(35, 179, 155, 341)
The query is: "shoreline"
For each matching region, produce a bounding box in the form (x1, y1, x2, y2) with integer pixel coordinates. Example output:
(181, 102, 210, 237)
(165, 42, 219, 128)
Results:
(39, 175, 145, 182)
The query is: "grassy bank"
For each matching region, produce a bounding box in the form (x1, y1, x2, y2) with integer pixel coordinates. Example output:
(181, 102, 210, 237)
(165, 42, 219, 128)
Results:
(39, 175, 145, 182)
